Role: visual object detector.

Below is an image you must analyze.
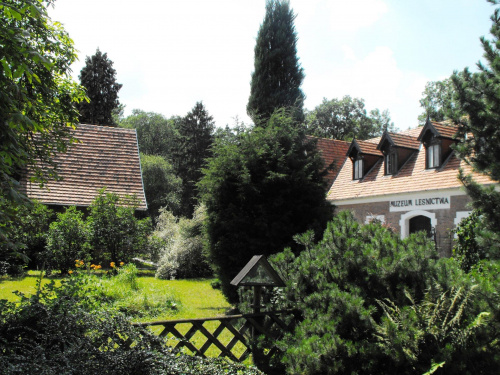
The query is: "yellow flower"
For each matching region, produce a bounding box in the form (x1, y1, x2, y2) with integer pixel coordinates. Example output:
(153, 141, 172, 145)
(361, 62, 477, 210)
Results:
(110, 262, 116, 268)
(68, 270, 73, 275)
(119, 262, 124, 266)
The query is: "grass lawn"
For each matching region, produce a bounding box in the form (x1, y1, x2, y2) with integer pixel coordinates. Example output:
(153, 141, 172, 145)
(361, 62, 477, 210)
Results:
(0, 271, 248, 360)
(0, 272, 232, 320)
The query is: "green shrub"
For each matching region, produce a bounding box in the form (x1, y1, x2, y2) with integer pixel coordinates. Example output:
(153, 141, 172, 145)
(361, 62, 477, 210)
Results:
(453, 209, 500, 272)
(200, 111, 333, 302)
(87, 188, 152, 266)
(45, 206, 90, 274)
(257, 211, 500, 374)
(155, 205, 212, 280)
(0, 201, 54, 275)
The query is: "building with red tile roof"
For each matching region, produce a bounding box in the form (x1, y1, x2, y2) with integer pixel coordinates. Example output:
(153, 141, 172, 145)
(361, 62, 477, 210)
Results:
(326, 120, 495, 256)
(19, 124, 147, 211)
(309, 136, 351, 188)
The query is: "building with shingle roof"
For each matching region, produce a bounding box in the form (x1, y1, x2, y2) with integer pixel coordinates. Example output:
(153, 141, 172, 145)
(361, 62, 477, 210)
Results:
(324, 119, 495, 256)
(19, 124, 147, 211)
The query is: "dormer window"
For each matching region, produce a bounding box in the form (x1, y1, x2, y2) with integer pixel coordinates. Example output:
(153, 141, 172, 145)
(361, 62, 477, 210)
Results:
(427, 143, 441, 169)
(354, 158, 363, 180)
(385, 152, 397, 175)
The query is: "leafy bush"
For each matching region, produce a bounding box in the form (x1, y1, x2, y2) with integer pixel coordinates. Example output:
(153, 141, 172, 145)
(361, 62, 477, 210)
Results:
(155, 205, 212, 280)
(0, 273, 263, 375)
(87, 188, 152, 266)
(45, 206, 90, 274)
(0, 201, 54, 275)
(453, 209, 500, 272)
(256, 211, 500, 374)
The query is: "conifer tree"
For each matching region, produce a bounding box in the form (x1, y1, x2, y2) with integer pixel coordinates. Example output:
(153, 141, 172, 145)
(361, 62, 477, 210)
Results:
(247, 0, 305, 124)
(79, 49, 122, 126)
(451, 1, 500, 235)
(200, 110, 332, 302)
(174, 102, 215, 217)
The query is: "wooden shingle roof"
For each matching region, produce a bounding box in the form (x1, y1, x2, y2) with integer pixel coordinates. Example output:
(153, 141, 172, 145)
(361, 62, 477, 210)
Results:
(20, 124, 147, 210)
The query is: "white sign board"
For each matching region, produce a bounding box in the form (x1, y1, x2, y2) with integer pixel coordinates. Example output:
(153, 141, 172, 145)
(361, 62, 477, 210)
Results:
(389, 196, 450, 212)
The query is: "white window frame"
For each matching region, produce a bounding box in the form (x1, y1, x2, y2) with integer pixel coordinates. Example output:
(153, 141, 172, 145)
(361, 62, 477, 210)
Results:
(385, 152, 397, 175)
(354, 159, 363, 180)
(399, 210, 437, 239)
(427, 143, 441, 169)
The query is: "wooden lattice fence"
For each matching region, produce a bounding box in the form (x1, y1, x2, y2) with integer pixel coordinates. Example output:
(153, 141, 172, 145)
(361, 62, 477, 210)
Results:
(132, 310, 299, 363)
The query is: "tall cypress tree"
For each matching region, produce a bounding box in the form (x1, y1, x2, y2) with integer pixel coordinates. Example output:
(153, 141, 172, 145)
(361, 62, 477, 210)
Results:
(247, 0, 305, 124)
(79, 49, 122, 126)
(174, 102, 215, 217)
(451, 1, 500, 235)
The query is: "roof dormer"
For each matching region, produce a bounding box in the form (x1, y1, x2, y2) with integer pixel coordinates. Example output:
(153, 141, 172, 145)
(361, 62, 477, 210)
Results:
(347, 139, 382, 180)
(377, 131, 420, 175)
(417, 118, 458, 169)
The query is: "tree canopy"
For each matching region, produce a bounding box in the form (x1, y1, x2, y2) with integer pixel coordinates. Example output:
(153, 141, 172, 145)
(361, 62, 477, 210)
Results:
(79, 48, 122, 126)
(418, 77, 464, 125)
(305, 96, 396, 140)
(0, 0, 86, 243)
(247, 0, 305, 124)
(119, 110, 180, 159)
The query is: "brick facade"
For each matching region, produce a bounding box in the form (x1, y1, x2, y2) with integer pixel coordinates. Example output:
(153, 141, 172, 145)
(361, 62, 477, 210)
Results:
(335, 192, 472, 256)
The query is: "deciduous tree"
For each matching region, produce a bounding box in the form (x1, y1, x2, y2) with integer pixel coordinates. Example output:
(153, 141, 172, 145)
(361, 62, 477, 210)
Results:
(305, 96, 395, 140)
(79, 49, 122, 126)
(0, 0, 85, 244)
(140, 153, 182, 220)
(247, 0, 305, 124)
(119, 110, 180, 159)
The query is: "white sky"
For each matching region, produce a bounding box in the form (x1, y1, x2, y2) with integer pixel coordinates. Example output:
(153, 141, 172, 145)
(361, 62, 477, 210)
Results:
(49, 0, 494, 130)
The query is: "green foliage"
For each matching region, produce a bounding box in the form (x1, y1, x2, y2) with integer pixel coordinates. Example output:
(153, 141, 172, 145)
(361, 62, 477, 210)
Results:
(155, 205, 212, 280)
(45, 206, 90, 274)
(453, 210, 488, 272)
(140, 153, 183, 219)
(375, 282, 496, 374)
(247, 0, 305, 123)
(173, 101, 215, 217)
(0, 0, 86, 243)
(305, 96, 396, 140)
(0, 200, 54, 275)
(451, 2, 500, 242)
(0, 273, 262, 375)
(87, 189, 152, 265)
(265, 211, 438, 374)
(78, 48, 122, 126)
(200, 110, 332, 302)
(119, 109, 180, 159)
(261, 212, 500, 374)
(418, 77, 464, 125)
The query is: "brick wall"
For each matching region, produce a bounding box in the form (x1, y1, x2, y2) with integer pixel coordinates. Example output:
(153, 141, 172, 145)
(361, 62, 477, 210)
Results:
(335, 194, 472, 257)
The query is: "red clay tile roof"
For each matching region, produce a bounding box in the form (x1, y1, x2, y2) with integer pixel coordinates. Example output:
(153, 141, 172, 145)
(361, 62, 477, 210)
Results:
(431, 121, 459, 139)
(350, 139, 383, 156)
(418, 120, 459, 141)
(380, 132, 420, 150)
(19, 124, 147, 210)
(310, 136, 351, 187)
(327, 127, 494, 202)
